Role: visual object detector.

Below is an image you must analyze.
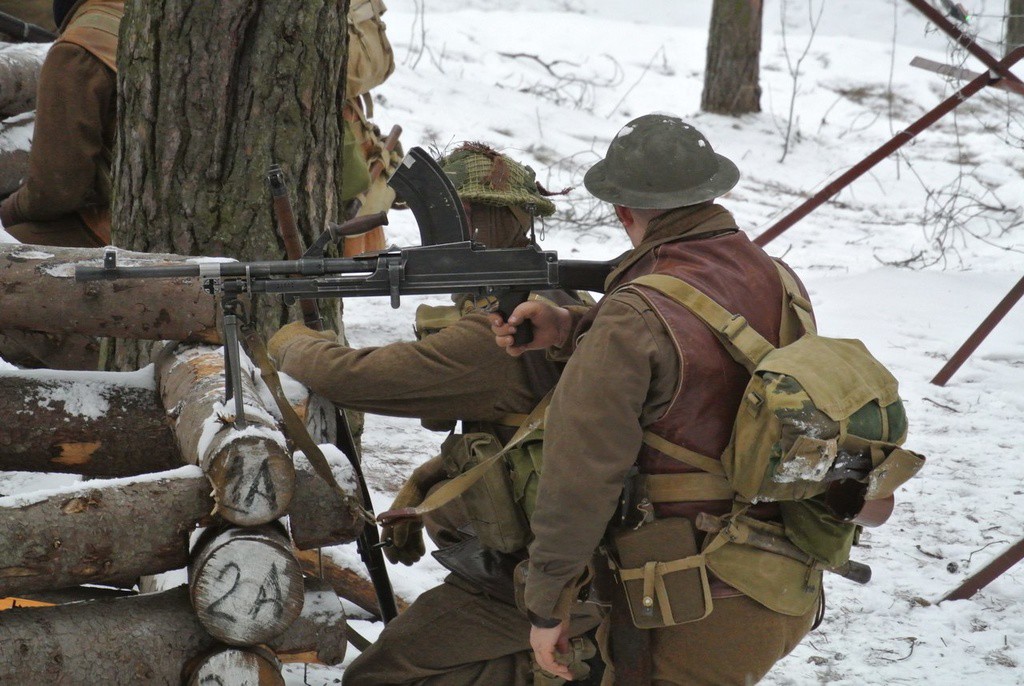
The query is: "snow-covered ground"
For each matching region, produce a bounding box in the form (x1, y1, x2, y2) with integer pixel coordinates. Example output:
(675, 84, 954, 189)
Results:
(3, 1, 1024, 684)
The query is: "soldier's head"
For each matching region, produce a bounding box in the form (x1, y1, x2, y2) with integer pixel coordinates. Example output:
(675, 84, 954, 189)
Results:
(440, 143, 556, 249)
(584, 114, 739, 245)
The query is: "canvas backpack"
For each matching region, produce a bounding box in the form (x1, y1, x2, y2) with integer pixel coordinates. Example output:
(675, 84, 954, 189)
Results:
(628, 264, 926, 570)
(346, 0, 395, 99)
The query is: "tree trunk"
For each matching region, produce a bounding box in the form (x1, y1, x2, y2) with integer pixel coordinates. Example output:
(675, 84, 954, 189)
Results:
(701, 0, 763, 114)
(189, 524, 305, 646)
(0, 243, 220, 341)
(112, 0, 352, 370)
(0, 42, 45, 117)
(0, 368, 181, 477)
(156, 343, 295, 526)
(1008, 0, 1024, 56)
(0, 585, 343, 684)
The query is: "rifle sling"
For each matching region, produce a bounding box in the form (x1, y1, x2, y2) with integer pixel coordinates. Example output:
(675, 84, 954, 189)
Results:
(241, 323, 373, 525)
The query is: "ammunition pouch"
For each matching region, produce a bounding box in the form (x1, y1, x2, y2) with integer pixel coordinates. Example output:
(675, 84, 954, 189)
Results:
(440, 432, 531, 553)
(606, 518, 712, 629)
(702, 514, 823, 617)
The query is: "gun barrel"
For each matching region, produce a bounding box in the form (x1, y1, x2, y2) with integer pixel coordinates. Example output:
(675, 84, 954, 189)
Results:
(0, 10, 56, 42)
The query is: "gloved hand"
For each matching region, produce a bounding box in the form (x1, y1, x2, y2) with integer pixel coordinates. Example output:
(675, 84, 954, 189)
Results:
(381, 455, 446, 566)
(267, 320, 337, 365)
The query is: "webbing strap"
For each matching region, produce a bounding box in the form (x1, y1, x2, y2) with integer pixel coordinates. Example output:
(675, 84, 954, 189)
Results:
(773, 261, 816, 335)
(242, 324, 373, 524)
(641, 431, 725, 476)
(377, 392, 552, 524)
(628, 273, 774, 371)
(644, 472, 734, 503)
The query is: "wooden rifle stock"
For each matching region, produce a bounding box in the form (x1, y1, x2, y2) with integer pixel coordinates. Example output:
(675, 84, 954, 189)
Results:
(267, 164, 322, 330)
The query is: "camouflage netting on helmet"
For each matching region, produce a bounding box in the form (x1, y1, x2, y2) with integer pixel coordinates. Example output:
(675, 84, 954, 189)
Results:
(439, 143, 556, 217)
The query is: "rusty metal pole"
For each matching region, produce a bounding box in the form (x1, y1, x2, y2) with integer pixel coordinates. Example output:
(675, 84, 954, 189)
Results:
(756, 74, 985, 246)
(931, 275, 1024, 386)
(942, 537, 1024, 602)
(904, 0, 1024, 96)
(755, 46, 1024, 247)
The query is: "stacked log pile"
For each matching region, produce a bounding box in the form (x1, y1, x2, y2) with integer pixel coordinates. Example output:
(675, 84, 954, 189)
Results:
(0, 243, 399, 683)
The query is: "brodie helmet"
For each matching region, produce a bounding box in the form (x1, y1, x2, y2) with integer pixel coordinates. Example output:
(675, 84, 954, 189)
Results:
(583, 114, 740, 209)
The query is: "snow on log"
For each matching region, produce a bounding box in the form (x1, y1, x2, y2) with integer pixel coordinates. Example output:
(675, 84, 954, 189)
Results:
(0, 367, 181, 476)
(0, 585, 336, 684)
(188, 524, 304, 646)
(0, 43, 46, 117)
(0, 243, 221, 342)
(157, 344, 294, 526)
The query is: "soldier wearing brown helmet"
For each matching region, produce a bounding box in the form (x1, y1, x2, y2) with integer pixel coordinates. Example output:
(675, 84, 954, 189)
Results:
(267, 144, 603, 685)
(492, 114, 820, 685)
(0, 0, 122, 247)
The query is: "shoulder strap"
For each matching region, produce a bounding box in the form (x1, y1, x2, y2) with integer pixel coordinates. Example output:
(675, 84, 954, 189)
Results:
(57, 1, 124, 72)
(626, 273, 774, 372)
(772, 260, 816, 337)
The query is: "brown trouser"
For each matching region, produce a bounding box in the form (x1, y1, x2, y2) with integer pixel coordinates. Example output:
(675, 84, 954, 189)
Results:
(636, 594, 817, 686)
(343, 575, 603, 686)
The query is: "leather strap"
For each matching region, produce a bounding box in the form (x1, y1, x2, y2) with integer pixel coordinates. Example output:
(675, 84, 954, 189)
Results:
(242, 323, 372, 524)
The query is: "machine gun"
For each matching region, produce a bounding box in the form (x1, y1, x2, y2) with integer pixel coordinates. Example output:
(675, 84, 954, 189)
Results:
(76, 149, 616, 357)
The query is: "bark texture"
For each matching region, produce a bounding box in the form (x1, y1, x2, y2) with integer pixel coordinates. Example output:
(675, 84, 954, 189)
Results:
(289, 452, 364, 550)
(0, 41, 44, 117)
(0, 243, 220, 341)
(0, 467, 214, 597)
(156, 343, 295, 526)
(189, 524, 305, 646)
(0, 369, 180, 477)
(112, 0, 352, 369)
(0, 463, 362, 598)
(0, 585, 340, 684)
(701, 0, 763, 114)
